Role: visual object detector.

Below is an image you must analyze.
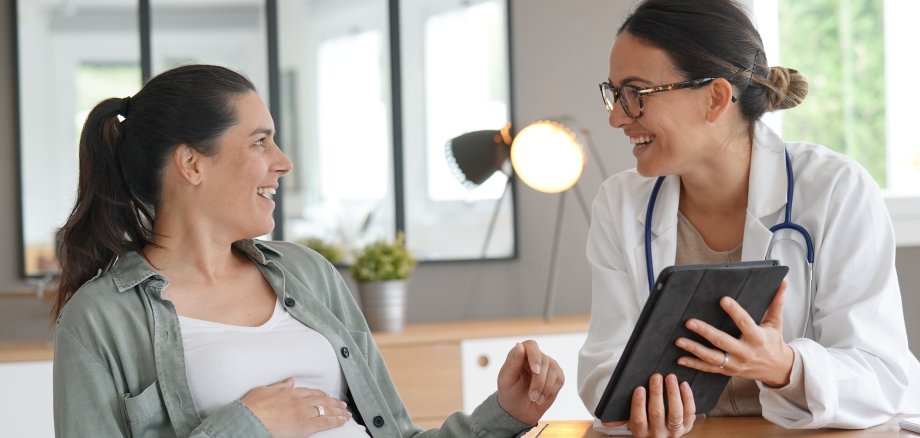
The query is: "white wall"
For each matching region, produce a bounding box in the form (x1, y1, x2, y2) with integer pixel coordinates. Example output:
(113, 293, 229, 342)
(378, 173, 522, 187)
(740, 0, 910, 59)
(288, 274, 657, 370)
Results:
(0, 361, 54, 438)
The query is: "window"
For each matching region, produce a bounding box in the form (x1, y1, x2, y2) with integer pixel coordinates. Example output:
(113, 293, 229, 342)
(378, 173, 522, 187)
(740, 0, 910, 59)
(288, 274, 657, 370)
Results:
(753, 0, 920, 246)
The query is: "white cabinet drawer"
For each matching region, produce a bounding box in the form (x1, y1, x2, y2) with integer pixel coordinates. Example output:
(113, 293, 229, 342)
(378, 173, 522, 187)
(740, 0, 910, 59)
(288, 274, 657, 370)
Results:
(0, 360, 54, 438)
(460, 332, 591, 420)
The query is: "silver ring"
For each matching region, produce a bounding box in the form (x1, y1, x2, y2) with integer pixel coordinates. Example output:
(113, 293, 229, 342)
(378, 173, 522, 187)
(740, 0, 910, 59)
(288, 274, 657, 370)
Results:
(666, 419, 683, 431)
(718, 351, 729, 369)
(314, 404, 325, 417)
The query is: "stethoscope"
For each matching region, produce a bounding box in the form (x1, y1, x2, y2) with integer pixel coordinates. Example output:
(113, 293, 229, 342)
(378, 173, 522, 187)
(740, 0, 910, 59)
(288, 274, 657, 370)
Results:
(644, 149, 816, 336)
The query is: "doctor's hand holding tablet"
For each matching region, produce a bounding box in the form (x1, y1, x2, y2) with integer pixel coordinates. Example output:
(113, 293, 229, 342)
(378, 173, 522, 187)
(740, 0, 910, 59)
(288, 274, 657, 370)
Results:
(577, 0, 920, 436)
(595, 262, 791, 435)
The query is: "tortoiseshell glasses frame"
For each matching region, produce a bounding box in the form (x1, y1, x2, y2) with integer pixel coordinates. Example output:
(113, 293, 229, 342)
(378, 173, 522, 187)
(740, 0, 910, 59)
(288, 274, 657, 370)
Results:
(599, 77, 718, 119)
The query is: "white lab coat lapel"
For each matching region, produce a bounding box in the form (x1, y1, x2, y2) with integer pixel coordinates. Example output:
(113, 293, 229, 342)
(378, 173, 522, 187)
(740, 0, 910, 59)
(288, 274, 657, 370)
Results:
(742, 122, 788, 262)
(744, 122, 813, 336)
(633, 176, 681, 295)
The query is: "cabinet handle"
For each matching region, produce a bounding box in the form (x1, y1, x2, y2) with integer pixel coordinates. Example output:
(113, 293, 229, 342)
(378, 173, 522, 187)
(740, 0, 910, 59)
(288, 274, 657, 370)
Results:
(477, 355, 489, 368)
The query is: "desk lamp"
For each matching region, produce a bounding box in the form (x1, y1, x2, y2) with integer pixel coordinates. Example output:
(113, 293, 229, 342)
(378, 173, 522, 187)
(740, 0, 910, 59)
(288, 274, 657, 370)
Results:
(448, 119, 606, 320)
(444, 124, 514, 257)
(510, 119, 595, 321)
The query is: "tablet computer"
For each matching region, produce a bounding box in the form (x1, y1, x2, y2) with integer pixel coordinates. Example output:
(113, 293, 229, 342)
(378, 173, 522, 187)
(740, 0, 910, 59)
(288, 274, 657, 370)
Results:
(594, 260, 788, 423)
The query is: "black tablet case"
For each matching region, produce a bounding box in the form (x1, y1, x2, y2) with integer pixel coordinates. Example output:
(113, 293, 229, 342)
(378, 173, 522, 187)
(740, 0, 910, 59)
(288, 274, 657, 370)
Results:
(594, 260, 789, 422)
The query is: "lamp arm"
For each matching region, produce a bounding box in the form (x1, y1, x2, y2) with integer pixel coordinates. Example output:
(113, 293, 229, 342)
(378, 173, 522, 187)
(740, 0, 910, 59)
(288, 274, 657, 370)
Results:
(544, 190, 567, 321)
(480, 176, 513, 258)
(571, 182, 591, 223)
(580, 127, 610, 183)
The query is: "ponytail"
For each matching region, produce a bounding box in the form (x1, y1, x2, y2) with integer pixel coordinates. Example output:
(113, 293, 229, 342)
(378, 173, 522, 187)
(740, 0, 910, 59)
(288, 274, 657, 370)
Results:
(54, 98, 153, 319)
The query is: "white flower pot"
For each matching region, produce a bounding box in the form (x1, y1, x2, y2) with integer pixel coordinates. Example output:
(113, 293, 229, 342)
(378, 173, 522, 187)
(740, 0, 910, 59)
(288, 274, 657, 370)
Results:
(358, 280, 408, 333)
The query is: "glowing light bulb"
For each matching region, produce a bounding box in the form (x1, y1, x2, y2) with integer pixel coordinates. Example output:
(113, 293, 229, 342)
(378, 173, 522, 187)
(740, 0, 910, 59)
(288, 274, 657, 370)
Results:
(510, 120, 586, 193)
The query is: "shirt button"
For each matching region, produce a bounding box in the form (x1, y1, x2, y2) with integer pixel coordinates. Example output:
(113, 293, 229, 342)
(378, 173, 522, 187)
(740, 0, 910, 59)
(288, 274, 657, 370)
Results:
(373, 416, 384, 427)
(283, 297, 295, 307)
(340, 347, 350, 358)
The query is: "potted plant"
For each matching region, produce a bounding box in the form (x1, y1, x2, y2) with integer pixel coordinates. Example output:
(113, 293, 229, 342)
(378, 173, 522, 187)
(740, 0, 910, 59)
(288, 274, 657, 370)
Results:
(350, 233, 416, 332)
(298, 237, 345, 265)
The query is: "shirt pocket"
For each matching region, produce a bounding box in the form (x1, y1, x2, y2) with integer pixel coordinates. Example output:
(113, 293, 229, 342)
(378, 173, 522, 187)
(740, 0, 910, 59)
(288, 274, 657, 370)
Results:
(122, 380, 170, 437)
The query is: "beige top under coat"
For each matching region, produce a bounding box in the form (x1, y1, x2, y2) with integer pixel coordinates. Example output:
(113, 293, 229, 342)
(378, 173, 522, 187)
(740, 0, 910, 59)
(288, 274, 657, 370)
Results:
(675, 211, 806, 417)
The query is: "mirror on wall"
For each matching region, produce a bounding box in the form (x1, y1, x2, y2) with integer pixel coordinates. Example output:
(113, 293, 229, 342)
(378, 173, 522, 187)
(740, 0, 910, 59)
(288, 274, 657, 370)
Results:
(277, 0, 397, 259)
(16, 0, 143, 276)
(15, 0, 515, 277)
(150, 0, 269, 92)
(400, 0, 514, 260)
(276, 0, 514, 261)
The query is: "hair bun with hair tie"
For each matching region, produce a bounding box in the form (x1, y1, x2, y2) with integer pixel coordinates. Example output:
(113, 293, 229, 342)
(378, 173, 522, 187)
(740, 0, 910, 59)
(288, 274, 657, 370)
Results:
(119, 96, 132, 119)
(766, 66, 808, 112)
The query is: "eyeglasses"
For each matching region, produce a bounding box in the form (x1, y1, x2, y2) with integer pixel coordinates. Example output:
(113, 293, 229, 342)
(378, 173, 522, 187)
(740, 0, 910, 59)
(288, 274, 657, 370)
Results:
(599, 77, 717, 119)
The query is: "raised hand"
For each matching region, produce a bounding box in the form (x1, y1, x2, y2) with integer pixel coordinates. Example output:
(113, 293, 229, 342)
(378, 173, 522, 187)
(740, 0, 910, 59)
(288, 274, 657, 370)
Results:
(496, 340, 565, 425)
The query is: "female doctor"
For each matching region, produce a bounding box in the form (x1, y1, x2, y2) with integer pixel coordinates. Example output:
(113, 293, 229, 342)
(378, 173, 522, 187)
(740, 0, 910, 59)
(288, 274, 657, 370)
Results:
(577, 0, 920, 436)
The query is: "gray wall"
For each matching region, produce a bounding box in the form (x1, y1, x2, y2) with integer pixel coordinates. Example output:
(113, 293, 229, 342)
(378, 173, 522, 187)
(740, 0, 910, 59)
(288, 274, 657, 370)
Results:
(1, 0, 918, 357)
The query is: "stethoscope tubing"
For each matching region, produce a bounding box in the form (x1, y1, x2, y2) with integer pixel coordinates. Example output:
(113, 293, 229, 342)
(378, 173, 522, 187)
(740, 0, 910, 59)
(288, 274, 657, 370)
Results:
(769, 149, 815, 264)
(644, 175, 667, 291)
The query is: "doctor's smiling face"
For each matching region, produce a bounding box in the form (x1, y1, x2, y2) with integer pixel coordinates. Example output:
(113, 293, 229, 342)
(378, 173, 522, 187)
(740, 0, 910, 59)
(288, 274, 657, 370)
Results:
(607, 32, 724, 178)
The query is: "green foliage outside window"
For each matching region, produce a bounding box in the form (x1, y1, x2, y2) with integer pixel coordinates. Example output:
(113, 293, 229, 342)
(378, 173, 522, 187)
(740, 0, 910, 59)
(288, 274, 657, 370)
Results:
(777, 0, 886, 186)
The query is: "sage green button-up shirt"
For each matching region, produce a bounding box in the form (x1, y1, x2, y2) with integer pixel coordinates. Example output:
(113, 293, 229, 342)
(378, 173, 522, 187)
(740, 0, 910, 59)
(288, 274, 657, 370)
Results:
(53, 240, 532, 437)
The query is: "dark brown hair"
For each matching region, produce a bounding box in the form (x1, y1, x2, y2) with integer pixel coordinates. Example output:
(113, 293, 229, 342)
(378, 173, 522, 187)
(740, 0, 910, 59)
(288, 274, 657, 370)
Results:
(619, 0, 808, 128)
(53, 64, 255, 319)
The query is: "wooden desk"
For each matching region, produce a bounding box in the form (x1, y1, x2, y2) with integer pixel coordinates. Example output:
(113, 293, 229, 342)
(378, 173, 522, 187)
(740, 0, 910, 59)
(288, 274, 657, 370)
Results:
(530, 418, 913, 437)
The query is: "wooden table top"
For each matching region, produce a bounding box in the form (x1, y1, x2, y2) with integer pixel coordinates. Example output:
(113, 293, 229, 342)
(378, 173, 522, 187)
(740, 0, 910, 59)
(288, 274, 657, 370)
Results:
(527, 417, 913, 437)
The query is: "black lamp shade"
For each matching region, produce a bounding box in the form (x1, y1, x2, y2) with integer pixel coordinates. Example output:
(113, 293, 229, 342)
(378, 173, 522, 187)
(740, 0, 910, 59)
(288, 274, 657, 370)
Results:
(445, 129, 510, 188)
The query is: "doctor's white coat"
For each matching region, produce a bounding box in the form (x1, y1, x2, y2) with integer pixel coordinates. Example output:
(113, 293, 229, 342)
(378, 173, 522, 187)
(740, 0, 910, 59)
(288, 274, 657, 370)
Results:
(578, 122, 920, 429)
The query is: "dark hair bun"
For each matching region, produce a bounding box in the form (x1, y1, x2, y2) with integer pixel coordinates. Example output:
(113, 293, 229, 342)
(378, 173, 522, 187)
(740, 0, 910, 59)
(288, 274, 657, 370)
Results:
(765, 67, 808, 112)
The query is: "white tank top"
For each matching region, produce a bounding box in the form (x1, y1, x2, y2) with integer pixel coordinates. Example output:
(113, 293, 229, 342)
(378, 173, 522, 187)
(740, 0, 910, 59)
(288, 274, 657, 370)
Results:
(178, 298, 369, 437)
